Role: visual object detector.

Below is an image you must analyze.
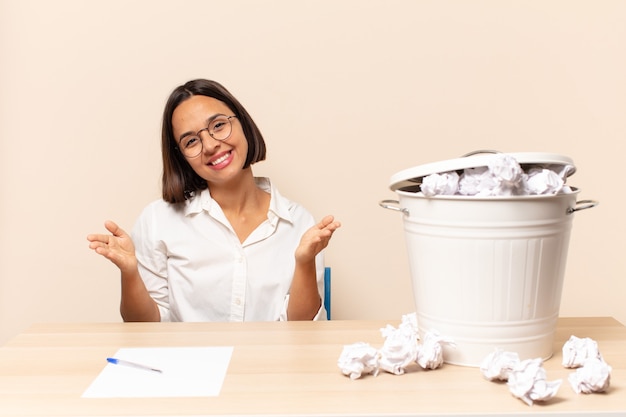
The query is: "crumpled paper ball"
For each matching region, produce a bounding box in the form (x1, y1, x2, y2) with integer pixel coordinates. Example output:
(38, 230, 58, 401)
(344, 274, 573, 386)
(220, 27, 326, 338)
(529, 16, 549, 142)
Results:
(458, 166, 497, 196)
(480, 349, 520, 381)
(562, 335, 602, 368)
(525, 168, 565, 195)
(568, 356, 612, 394)
(416, 331, 455, 370)
(488, 154, 526, 195)
(379, 323, 419, 375)
(507, 358, 562, 406)
(337, 342, 379, 380)
(421, 171, 459, 196)
(458, 154, 525, 196)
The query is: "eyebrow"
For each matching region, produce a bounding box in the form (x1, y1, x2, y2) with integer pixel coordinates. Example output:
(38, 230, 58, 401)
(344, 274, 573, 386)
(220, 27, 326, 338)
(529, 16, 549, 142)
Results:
(177, 113, 225, 142)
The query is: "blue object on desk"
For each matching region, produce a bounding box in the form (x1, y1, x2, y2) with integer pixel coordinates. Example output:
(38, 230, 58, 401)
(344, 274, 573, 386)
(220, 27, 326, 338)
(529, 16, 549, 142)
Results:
(324, 267, 331, 320)
(106, 357, 163, 373)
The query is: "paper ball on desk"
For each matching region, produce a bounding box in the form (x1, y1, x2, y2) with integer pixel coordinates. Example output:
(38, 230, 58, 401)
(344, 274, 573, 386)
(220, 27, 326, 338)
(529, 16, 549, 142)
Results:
(337, 342, 379, 380)
(562, 335, 602, 368)
(416, 331, 455, 370)
(480, 349, 520, 381)
(378, 324, 418, 375)
(568, 356, 612, 394)
(507, 358, 562, 406)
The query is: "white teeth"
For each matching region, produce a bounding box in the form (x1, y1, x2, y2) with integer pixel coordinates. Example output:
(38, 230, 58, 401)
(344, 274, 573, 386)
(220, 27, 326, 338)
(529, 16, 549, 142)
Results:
(211, 152, 230, 165)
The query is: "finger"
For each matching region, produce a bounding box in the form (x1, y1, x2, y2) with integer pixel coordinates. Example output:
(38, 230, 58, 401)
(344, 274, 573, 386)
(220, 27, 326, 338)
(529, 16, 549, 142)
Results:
(320, 217, 341, 232)
(104, 220, 127, 238)
(317, 214, 334, 229)
(93, 245, 109, 255)
(317, 215, 336, 229)
(88, 240, 104, 250)
(94, 246, 120, 264)
(327, 220, 341, 231)
(86, 233, 110, 243)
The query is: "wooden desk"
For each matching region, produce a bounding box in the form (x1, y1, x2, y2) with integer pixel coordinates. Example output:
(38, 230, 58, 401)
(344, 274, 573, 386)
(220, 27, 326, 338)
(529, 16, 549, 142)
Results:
(0, 317, 624, 416)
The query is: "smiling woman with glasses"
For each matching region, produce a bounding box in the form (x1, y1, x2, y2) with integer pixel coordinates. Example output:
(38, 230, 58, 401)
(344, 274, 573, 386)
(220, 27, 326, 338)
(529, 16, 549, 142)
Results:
(87, 79, 340, 324)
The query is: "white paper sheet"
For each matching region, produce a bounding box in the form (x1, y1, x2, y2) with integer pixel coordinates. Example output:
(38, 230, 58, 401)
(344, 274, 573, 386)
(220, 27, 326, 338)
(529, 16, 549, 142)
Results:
(82, 346, 233, 398)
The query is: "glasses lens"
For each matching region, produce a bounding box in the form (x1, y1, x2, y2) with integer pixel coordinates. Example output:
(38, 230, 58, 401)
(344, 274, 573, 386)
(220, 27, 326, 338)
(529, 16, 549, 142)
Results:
(209, 116, 232, 141)
(180, 135, 202, 158)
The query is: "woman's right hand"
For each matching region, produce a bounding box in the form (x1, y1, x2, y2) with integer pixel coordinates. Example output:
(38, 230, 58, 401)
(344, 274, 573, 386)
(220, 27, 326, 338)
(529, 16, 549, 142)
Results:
(87, 221, 160, 322)
(87, 220, 138, 273)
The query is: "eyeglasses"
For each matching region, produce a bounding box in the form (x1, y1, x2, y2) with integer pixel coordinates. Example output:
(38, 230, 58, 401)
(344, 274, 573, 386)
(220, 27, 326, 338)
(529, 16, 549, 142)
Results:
(178, 115, 237, 158)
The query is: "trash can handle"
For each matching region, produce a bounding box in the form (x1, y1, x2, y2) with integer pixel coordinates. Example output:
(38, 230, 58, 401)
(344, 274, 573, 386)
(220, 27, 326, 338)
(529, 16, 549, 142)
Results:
(461, 149, 500, 157)
(567, 199, 599, 214)
(379, 199, 409, 215)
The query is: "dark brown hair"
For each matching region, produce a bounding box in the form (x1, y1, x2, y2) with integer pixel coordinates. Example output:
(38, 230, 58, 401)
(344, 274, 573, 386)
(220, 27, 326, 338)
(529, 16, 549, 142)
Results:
(161, 79, 267, 204)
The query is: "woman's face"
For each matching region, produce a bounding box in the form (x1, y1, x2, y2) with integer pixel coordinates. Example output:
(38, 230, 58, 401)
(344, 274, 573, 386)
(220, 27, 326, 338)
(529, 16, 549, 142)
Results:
(172, 95, 248, 185)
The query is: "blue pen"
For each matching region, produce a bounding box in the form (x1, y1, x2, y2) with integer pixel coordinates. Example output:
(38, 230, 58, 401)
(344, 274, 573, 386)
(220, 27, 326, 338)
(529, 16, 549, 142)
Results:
(106, 357, 163, 373)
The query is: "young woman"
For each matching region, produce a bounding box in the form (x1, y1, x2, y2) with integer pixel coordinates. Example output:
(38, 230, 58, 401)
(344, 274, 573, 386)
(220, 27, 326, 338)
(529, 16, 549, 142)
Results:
(87, 79, 340, 322)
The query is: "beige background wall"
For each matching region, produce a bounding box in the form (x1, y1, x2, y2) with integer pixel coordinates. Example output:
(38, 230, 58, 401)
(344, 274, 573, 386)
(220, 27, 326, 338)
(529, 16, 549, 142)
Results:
(1, 0, 624, 344)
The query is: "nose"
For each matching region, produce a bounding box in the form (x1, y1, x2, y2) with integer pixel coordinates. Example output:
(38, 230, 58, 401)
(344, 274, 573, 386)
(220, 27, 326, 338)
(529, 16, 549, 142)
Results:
(199, 130, 221, 154)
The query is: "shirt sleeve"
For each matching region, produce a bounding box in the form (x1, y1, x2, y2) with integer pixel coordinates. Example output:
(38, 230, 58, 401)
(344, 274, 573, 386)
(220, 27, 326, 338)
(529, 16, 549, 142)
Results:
(132, 202, 172, 321)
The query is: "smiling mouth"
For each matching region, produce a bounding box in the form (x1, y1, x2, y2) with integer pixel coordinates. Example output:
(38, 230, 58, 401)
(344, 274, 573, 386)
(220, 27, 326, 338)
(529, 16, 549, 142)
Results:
(210, 151, 231, 166)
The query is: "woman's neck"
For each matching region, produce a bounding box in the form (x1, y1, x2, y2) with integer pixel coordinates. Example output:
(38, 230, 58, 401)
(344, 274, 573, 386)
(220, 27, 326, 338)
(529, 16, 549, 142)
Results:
(208, 170, 265, 215)
(208, 170, 271, 243)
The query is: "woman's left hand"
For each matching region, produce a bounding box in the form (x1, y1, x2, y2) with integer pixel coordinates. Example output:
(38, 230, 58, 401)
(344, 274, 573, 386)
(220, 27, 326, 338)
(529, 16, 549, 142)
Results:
(295, 215, 341, 263)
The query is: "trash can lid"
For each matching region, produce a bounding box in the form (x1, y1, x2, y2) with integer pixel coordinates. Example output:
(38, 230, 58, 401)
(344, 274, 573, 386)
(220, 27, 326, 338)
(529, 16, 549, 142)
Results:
(390, 151, 576, 191)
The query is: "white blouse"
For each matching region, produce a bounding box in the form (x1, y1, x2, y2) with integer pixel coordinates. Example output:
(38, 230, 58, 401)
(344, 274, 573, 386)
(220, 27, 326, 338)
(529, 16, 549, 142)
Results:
(132, 177, 326, 322)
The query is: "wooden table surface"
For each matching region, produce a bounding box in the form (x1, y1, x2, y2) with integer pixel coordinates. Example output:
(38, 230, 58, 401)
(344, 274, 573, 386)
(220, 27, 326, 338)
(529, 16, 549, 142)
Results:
(0, 317, 624, 416)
